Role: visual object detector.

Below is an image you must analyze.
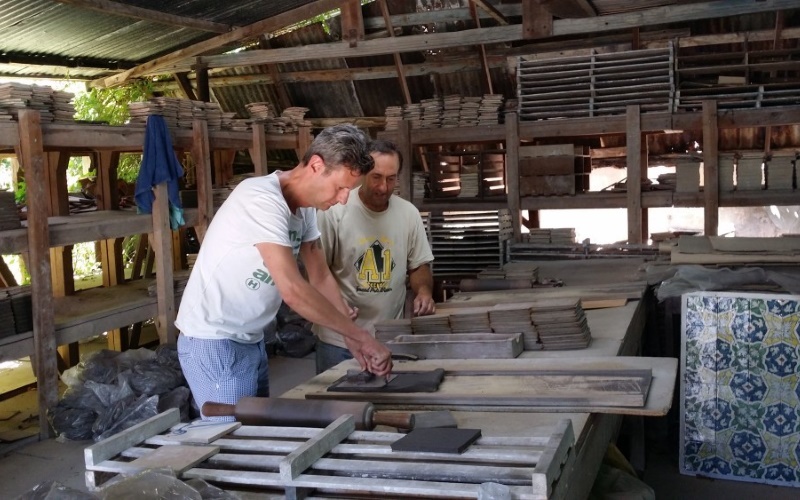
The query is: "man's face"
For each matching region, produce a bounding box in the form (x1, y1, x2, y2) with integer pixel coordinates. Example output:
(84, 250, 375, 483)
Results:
(316, 165, 363, 210)
(359, 152, 399, 212)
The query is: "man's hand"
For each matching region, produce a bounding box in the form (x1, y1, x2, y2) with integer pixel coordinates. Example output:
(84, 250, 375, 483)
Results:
(346, 305, 359, 321)
(345, 333, 392, 376)
(413, 294, 436, 317)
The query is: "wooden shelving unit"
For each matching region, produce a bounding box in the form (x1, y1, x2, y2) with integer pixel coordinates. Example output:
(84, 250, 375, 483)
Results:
(0, 114, 310, 438)
(380, 104, 800, 246)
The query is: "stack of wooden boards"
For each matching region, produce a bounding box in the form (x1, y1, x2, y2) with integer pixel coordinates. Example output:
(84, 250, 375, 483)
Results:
(84, 408, 575, 499)
(477, 262, 539, 282)
(518, 144, 590, 196)
(668, 235, 800, 265)
(0, 82, 75, 123)
(0, 190, 20, 231)
(375, 298, 591, 358)
(0, 285, 32, 339)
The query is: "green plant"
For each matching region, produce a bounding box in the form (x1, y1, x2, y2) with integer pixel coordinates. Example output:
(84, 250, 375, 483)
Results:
(72, 80, 155, 126)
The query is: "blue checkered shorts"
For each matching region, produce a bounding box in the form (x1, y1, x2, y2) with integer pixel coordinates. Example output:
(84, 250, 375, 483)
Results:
(177, 334, 269, 421)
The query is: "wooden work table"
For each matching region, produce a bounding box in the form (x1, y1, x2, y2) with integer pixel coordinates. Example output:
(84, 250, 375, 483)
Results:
(282, 258, 669, 499)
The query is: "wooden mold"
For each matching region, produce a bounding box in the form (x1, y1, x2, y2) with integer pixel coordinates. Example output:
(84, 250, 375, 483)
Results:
(386, 332, 524, 359)
(84, 408, 576, 500)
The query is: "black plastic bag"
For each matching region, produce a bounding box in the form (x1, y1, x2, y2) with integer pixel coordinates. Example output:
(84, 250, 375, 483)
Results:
(276, 323, 316, 358)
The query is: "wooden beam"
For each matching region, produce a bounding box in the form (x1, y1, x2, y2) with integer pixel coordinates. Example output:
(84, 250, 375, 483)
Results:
(174, 72, 197, 101)
(364, 4, 522, 30)
(340, 0, 365, 47)
(194, 64, 211, 102)
(574, 0, 598, 17)
(53, 0, 232, 33)
(702, 101, 719, 237)
(91, 0, 343, 88)
(523, 2, 553, 40)
(378, 0, 411, 104)
(0, 256, 17, 287)
(18, 109, 58, 438)
(152, 55, 508, 89)
(626, 105, 643, 245)
(473, 0, 509, 25)
(153, 0, 799, 72)
(469, 0, 494, 94)
(259, 37, 293, 112)
(192, 119, 213, 244)
(249, 123, 268, 177)
(397, 120, 412, 200)
(151, 183, 177, 344)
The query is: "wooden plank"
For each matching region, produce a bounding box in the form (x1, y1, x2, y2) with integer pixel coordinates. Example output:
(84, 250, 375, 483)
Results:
(312, 368, 652, 408)
(531, 419, 575, 498)
(386, 333, 523, 359)
(162, 421, 241, 444)
(626, 105, 643, 244)
(85, 408, 180, 467)
(18, 109, 58, 438)
(702, 100, 719, 236)
(92, 0, 344, 87)
(279, 414, 355, 481)
(249, 122, 267, 177)
(340, 0, 364, 46)
(519, 156, 576, 176)
(192, 119, 213, 243)
(505, 113, 521, 240)
(126, 444, 219, 474)
(151, 183, 177, 344)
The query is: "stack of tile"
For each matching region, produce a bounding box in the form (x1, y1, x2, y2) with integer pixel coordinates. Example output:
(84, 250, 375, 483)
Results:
(0, 191, 20, 230)
(203, 102, 223, 130)
(374, 319, 413, 341)
(0, 293, 14, 339)
(736, 153, 764, 190)
(402, 103, 422, 129)
(458, 164, 480, 198)
(245, 102, 277, 121)
(550, 228, 576, 245)
(656, 172, 677, 189)
(410, 314, 450, 334)
(502, 262, 539, 281)
(221, 112, 239, 130)
(459, 97, 481, 127)
(7, 285, 32, 335)
(478, 94, 504, 125)
(412, 172, 428, 201)
(147, 269, 191, 298)
(489, 303, 541, 350)
(477, 267, 505, 279)
(441, 95, 462, 128)
(384, 106, 403, 130)
(766, 153, 796, 190)
(127, 97, 180, 127)
(531, 299, 591, 350)
(0, 83, 76, 123)
(523, 229, 553, 244)
(448, 307, 491, 334)
(420, 98, 442, 129)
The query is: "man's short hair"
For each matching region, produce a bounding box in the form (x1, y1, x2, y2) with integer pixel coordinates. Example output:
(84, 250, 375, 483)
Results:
(369, 139, 403, 172)
(302, 124, 374, 175)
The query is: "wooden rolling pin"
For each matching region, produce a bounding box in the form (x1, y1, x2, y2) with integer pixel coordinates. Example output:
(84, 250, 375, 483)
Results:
(202, 397, 414, 430)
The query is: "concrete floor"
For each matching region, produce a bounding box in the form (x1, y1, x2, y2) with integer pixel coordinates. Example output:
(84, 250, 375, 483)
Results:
(1, 353, 799, 499)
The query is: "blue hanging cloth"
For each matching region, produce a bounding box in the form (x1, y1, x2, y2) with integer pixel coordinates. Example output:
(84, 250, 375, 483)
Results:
(135, 114, 185, 230)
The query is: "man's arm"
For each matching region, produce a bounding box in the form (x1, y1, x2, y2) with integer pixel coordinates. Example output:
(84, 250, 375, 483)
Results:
(256, 241, 391, 375)
(301, 238, 356, 319)
(408, 263, 435, 316)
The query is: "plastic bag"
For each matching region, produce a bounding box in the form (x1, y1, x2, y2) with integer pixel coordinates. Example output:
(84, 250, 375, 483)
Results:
(48, 385, 104, 440)
(98, 469, 201, 500)
(276, 323, 316, 358)
(654, 265, 800, 301)
(93, 394, 159, 442)
(157, 386, 192, 421)
(129, 360, 184, 396)
(183, 479, 242, 500)
(79, 350, 123, 385)
(14, 480, 99, 500)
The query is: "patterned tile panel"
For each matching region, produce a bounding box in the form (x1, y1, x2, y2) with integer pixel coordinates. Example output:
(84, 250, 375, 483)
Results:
(681, 291, 800, 486)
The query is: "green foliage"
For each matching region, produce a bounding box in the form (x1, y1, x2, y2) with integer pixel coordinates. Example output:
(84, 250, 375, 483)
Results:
(14, 180, 25, 205)
(72, 80, 155, 125)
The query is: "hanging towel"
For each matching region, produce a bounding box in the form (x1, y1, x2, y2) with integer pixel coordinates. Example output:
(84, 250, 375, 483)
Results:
(135, 114, 185, 230)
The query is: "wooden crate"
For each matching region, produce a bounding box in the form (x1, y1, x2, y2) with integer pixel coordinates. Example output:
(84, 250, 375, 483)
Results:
(85, 408, 575, 499)
(518, 144, 590, 196)
(427, 209, 513, 277)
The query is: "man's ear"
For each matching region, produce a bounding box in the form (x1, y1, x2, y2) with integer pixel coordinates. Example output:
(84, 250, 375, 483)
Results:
(307, 154, 325, 173)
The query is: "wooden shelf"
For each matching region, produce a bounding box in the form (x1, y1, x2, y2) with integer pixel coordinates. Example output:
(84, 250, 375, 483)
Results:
(0, 280, 185, 363)
(0, 209, 199, 254)
(0, 121, 304, 153)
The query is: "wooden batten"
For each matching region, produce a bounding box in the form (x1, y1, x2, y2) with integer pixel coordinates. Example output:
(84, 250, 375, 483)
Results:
(192, 119, 213, 244)
(17, 109, 58, 438)
(150, 183, 177, 344)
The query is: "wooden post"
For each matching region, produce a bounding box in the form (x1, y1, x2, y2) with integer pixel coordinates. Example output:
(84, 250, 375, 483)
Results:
(250, 122, 268, 176)
(151, 183, 177, 344)
(505, 112, 521, 241)
(296, 125, 312, 161)
(194, 63, 210, 102)
(102, 236, 128, 351)
(193, 119, 213, 244)
(18, 109, 58, 438)
(702, 100, 719, 237)
(340, 0, 364, 47)
(95, 151, 121, 211)
(522, 1, 552, 39)
(626, 105, 643, 244)
(396, 120, 412, 201)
